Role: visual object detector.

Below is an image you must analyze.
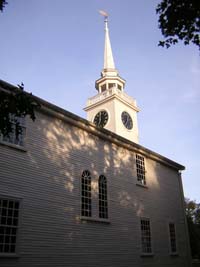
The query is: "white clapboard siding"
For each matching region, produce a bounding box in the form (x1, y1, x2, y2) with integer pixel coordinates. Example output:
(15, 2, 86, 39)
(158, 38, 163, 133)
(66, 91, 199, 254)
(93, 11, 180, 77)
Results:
(0, 108, 191, 267)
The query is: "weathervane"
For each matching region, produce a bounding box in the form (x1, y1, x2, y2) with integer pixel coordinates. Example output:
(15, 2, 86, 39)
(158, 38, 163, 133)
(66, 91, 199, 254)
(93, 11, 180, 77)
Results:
(99, 10, 109, 24)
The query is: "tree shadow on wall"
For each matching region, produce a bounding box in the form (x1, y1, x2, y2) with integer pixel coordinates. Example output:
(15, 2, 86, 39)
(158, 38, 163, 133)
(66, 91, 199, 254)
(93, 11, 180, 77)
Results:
(20, 109, 188, 267)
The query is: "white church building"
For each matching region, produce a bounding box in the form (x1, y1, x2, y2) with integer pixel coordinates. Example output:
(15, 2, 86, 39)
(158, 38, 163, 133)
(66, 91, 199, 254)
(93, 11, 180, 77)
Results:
(0, 14, 192, 267)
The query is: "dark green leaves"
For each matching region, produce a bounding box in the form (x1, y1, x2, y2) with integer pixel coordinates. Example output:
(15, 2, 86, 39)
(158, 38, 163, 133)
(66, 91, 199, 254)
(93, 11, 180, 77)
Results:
(185, 198, 200, 259)
(0, 85, 40, 137)
(156, 0, 200, 50)
(0, 0, 7, 12)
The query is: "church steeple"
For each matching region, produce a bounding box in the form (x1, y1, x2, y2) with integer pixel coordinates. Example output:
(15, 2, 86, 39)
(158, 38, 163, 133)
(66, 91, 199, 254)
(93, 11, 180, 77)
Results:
(95, 11, 125, 93)
(84, 12, 140, 144)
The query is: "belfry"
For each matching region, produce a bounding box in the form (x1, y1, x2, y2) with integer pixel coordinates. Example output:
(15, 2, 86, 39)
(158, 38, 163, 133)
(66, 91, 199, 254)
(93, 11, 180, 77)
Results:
(84, 11, 140, 143)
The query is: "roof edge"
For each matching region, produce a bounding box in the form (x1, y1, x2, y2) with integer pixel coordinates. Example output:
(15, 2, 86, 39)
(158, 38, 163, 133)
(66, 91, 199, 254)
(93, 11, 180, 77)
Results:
(0, 79, 185, 171)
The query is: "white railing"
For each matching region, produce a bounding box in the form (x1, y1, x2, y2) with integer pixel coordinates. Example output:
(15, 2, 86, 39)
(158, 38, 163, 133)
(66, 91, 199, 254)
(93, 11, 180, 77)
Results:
(86, 87, 136, 107)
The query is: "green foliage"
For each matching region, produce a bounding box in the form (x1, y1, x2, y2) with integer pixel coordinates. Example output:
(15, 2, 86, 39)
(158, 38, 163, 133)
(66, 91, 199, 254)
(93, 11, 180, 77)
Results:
(0, 84, 40, 138)
(0, 3, 39, 136)
(186, 198, 200, 224)
(156, 0, 200, 50)
(0, 0, 7, 12)
(185, 198, 200, 259)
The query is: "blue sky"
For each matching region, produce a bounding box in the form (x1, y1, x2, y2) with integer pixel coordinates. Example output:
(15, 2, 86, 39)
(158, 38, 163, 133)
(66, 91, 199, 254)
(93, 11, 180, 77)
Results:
(0, 0, 199, 201)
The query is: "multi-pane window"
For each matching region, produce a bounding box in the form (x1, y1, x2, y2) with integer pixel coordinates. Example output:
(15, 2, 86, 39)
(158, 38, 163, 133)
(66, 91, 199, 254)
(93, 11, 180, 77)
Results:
(81, 170, 92, 217)
(0, 116, 25, 146)
(140, 218, 152, 253)
(99, 175, 108, 219)
(136, 154, 146, 185)
(169, 223, 177, 253)
(0, 198, 20, 254)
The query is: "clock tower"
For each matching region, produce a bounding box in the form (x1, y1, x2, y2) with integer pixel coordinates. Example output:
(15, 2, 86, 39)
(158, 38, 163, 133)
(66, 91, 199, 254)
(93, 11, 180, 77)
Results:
(84, 12, 139, 143)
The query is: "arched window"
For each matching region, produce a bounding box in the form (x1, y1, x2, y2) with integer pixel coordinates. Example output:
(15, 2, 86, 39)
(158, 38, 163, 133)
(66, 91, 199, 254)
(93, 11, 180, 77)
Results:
(99, 175, 108, 219)
(81, 170, 92, 217)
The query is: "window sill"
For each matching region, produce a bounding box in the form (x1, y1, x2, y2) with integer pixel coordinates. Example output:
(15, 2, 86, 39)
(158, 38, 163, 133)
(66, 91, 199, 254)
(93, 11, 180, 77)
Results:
(136, 182, 148, 189)
(80, 216, 110, 224)
(170, 252, 179, 256)
(0, 253, 19, 258)
(0, 141, 27, 152)
(141, 253, 154, 257)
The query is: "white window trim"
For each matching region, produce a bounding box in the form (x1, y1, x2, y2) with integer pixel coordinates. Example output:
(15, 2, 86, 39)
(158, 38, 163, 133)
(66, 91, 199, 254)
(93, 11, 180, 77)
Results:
(0, 116, 26, 150)
(79, 170, 110, 223)
(80, 170, 92, 218)
(136, 182, 148, 189)
(98, 175, 109, 220)
(0, 195, 22, 258)
(0, 139, 27, 152)
(140, 217, 154, 256)
(80, 216, 110, 224)
(168, 221, 178, 256)
(135, 154, 147, 186)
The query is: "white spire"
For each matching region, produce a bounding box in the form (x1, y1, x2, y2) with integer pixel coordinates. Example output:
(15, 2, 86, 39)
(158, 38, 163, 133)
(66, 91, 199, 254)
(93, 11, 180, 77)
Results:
(103, 16, 115, 70)
(95, 11, 125, 93)
(99, 10, 115, 71)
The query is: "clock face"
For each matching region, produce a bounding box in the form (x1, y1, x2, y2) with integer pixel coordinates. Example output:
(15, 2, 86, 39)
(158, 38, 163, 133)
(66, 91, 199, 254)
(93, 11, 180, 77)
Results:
(121, 111, 133, 130)
(94, 110, 108, 128)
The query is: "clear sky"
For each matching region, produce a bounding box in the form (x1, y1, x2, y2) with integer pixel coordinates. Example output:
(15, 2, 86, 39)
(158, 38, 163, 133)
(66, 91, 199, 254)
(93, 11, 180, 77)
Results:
(0, 0, 199, 202)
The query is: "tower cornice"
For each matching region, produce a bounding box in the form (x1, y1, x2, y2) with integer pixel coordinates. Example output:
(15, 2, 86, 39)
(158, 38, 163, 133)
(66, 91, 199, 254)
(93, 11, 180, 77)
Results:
(84, 87, 139, 112)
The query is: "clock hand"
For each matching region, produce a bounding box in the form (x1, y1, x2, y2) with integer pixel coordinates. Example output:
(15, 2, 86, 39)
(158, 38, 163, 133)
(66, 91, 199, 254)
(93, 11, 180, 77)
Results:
(99, 114, 102, 126)
(125, 115, 128, 124)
